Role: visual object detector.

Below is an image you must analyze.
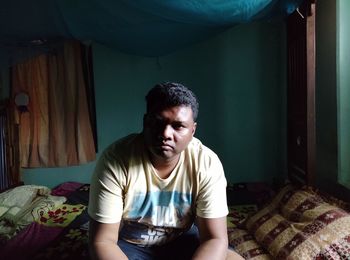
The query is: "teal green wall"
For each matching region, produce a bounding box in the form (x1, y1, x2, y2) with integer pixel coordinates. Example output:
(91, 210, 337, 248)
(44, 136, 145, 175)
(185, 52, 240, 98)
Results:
(337, 0, 350, 189)
(22, 20, 288, 188)
(316, 0, 350, 200)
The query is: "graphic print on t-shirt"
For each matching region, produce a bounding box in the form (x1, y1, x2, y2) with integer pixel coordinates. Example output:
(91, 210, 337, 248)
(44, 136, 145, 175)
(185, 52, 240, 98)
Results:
(120, 190, 193, 246)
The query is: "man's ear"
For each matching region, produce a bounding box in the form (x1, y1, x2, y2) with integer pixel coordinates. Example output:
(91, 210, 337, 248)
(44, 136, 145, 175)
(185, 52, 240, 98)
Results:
(192, 122, 197, 136)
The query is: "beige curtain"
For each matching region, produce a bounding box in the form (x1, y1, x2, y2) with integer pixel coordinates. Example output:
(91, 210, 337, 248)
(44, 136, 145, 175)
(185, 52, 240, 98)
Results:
(12, 41, 96, 167)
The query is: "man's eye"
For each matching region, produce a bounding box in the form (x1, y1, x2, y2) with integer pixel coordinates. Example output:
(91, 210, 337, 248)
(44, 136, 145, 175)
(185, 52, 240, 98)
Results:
(173, 124, 185, 130)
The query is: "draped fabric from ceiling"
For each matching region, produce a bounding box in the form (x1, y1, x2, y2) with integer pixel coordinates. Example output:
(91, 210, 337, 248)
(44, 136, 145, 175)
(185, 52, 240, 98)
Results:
(0, 0, 304, 69)
(11, 41, 96, 167)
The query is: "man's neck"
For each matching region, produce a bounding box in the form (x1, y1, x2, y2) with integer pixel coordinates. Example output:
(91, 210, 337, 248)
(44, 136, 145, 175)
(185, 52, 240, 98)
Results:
(150, 155, 180, 179)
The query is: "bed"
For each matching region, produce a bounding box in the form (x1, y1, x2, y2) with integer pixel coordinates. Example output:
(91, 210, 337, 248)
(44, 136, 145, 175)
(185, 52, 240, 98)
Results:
(0, 182, 349, 260)
(0, 182, 90, 259)
(227, 184, 350, 259)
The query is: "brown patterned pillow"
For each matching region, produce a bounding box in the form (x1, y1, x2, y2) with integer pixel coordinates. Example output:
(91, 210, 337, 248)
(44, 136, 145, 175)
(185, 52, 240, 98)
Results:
(245, 185, 350, 259)
(227, 204, 258, 229)
(228, 227, 272, 259)
(303, 186, 350, 212)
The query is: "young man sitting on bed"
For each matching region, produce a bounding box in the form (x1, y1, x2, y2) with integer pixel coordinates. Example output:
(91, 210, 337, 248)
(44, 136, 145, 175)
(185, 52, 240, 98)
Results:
(88, 82, 244, 260)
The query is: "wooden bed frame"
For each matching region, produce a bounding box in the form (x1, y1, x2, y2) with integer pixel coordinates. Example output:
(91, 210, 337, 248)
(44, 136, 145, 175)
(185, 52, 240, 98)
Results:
(287, 0, 316, 187)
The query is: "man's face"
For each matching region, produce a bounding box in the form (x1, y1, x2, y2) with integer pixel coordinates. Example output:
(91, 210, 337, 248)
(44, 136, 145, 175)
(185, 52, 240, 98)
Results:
(143, 105, 197, 164)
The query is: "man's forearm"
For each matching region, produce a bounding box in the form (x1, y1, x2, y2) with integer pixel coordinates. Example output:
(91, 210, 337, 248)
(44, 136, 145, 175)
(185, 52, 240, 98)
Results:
(90, 242, 128, 260)
(192, 238, 228, 260)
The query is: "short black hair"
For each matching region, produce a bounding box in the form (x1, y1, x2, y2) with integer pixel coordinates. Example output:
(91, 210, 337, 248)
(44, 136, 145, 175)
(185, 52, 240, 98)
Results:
(145, 82, 199, 121)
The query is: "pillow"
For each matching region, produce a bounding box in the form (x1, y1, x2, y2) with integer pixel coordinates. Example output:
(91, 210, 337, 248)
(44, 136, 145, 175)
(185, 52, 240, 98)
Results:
(245, 185, 350, 259)
(228, 227, 272, 259)
(227, 204, 258, 229)
(304, 186, 350, 212)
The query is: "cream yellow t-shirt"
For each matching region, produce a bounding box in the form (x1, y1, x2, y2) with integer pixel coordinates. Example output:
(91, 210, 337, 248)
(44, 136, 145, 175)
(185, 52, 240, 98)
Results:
(88, 133, 228, 247)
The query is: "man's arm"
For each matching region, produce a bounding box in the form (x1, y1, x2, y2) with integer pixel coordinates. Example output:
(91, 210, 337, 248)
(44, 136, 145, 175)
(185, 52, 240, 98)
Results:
(193, 216, 244, 260)
(89, 218, 127, 260)
(193, 216, 228, 260)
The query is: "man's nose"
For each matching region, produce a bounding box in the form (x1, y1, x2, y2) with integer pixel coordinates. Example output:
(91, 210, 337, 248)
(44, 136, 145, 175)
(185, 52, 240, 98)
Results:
(159, 124, 173, 140)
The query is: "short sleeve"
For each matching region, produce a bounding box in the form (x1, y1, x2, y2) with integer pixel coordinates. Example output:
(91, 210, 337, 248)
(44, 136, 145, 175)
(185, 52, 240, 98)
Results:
(195, 154, 228, 218)
(88, 149, 125, 223)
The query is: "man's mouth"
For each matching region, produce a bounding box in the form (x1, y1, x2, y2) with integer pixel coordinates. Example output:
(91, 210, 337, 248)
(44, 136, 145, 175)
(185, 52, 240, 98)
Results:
(155, 143, 173, 150)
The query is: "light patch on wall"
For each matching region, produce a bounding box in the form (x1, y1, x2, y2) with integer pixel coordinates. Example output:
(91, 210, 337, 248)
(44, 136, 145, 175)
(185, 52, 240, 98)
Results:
(337, 0, 350, 189)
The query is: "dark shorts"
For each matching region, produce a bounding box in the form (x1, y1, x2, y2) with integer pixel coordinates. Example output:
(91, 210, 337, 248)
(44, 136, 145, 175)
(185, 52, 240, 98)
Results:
(117, 225, 200, 260)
